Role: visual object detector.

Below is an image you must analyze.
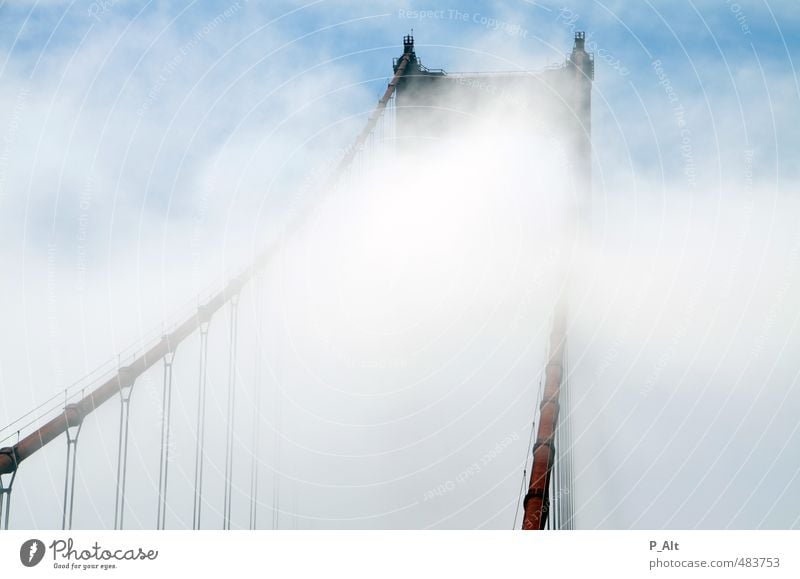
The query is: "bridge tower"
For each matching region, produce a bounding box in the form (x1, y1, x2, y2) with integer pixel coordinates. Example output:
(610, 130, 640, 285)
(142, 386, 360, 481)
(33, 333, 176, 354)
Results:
(391, 33, 593, 530)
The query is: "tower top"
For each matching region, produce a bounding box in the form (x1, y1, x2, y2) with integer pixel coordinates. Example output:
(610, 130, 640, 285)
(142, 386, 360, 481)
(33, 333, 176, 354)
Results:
(569, 31, 594, 81)
(574, 31, 586, 51)
(403, 34, 414, 54)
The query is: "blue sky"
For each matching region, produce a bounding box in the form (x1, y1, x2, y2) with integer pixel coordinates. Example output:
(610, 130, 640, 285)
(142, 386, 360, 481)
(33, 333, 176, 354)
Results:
(3, 0, 797, 208)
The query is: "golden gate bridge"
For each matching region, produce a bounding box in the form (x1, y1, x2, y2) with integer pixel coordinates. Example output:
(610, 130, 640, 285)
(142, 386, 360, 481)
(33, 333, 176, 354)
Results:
(0, 33, 593, 531)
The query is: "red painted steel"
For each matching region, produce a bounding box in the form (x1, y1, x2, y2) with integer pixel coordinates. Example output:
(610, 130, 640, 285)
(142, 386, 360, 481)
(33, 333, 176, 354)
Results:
(0, 251, 273, 476)
(328, 38, 413, 182)
(522, 302, 566, 530)
(0, 39, 417, 478)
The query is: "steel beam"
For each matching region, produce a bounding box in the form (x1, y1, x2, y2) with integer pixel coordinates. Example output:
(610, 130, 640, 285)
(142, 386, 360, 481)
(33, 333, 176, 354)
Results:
(0, 264, 269, 477)
(522, 303, 566, 530)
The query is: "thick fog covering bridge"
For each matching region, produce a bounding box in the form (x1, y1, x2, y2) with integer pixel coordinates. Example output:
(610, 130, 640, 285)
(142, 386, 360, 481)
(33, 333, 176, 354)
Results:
(0, 34, 592, 531)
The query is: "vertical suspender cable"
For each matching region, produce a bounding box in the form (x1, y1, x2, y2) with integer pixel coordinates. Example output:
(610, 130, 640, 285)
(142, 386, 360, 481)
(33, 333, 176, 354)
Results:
(512, 464, 527, 530)
(293, 484, 298, 529)
(565, 343, 575, 529)
(223, 294, 240, 529)
(559, 342, 572, 530)
(514, 372, 543, 529)
(272, 342, 282, 530)
(560, 406, 566, 529)
(62, 403, 83, 530)
(0, 447, 18, 530)
(556, 416, 563, 529)
(192, 313, 211, 530)
(564, 418, 569, 529)
(249, 276, 263, 530)
(157, 347, 177, 530)
(326, 43, 411, 185)
(552, 423, 559, 530)
(522, 302, 567, 530)
(113, 368, 135, 529)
